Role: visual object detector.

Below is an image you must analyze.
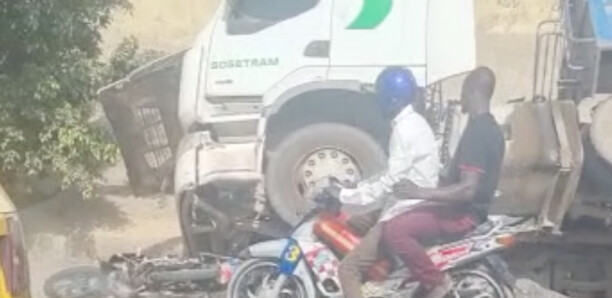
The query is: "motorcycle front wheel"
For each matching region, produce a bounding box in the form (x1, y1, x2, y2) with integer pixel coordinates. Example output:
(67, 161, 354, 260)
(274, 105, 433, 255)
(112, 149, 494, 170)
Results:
(43, 266, 109, 298)
(450, 269, 513, 298)
(227, 259, 311, 298)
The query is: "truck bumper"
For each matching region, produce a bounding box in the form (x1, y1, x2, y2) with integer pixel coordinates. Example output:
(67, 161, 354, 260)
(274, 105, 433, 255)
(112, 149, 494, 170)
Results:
(174, 131, 261, 194)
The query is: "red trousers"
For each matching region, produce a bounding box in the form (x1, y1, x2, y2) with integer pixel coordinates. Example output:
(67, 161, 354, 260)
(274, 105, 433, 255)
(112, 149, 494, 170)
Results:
(381, 206, 476, 289)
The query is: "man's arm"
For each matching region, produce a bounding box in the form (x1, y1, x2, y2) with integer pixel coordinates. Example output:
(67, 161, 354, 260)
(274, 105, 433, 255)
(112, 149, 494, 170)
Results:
(395, 121, 487, 203)
(339, 119, 425, 205)
(339, 131, 411, 205)
(394, 169, 481, 203)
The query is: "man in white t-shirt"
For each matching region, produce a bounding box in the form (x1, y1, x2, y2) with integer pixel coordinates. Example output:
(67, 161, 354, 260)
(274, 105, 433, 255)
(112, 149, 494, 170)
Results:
(335, 67, 440, 298)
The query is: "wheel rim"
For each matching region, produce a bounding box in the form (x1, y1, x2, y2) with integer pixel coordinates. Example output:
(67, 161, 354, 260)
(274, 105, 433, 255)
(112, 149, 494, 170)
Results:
(450, 270, 505, 298)
(51, 273, 104, 298)
(233, 261, 307, 298)
(293, 148, 362, 215)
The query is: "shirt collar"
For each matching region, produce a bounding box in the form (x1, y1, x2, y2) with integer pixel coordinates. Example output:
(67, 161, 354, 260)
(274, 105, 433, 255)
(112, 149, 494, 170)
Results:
(392, 105, 414, 126)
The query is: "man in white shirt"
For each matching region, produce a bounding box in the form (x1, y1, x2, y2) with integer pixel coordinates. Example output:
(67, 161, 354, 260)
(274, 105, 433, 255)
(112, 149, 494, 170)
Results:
(337, 67, 440, 298)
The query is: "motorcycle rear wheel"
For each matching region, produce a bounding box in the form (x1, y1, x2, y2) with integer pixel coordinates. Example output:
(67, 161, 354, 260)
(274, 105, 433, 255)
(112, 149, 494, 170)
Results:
(227, 259, 310, 298)
(450, 269, 513, 298)
(43, 266, 109, 298)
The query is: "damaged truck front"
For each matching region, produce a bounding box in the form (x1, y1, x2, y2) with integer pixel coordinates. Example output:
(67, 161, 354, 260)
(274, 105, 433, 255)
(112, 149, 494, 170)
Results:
(99, 0, 478, 255)
(100, 0, 612, 296)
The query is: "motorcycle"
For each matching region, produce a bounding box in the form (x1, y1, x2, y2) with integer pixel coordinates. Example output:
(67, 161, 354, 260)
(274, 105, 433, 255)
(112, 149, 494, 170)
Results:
(44, 253, 225, 298)
(226, 178, 535, 298)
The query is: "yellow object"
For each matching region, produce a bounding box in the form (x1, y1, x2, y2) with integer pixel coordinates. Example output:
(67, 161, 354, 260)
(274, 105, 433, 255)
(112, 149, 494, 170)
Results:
(0, 258, 11, 298)
(0, 216, 8, 236)
(285, 245, 301, 263)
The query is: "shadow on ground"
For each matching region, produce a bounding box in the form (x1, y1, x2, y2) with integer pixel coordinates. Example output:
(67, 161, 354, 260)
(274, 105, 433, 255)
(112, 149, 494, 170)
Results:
(21, 187, 131, 259)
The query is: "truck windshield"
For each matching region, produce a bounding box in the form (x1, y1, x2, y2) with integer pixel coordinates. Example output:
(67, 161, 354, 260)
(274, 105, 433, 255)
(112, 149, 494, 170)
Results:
(229, 0, 318, 22)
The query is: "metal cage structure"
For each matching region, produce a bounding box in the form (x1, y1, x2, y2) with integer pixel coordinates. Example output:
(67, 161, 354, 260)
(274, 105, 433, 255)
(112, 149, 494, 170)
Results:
(99, 51, 186, 196)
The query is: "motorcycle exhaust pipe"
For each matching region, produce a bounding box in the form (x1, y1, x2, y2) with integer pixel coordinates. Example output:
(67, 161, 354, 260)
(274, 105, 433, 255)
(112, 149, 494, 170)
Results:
(148, 264, 220, 282)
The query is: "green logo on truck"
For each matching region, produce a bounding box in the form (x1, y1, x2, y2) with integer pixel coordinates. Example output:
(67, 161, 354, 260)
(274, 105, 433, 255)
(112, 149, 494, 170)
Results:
(348, 0, 393, 30)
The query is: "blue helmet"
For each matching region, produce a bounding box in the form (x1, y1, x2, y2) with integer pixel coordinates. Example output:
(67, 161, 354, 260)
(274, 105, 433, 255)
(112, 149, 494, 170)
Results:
(375, 67, 417, 113)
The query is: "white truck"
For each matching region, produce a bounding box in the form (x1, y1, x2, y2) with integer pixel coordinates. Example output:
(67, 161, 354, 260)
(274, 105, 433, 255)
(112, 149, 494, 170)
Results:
(100, 0, 612, 296)
(172, 0, 478, 222)
(100, 0, 476, 232)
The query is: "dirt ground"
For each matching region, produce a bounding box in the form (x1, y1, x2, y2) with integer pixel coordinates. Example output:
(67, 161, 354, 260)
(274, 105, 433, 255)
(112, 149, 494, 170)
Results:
(24, 0, 555, 297)
(23, 162, 182, 298)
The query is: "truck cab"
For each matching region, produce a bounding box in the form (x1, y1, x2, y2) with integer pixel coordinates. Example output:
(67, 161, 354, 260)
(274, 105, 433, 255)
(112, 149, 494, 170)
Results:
(179, 0, 476, 220)
(99, 0, 477, 251)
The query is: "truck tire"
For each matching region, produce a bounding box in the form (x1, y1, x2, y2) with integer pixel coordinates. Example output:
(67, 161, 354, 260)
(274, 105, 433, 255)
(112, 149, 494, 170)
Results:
(582, 132, 612, 195)
(590, 98, 612, 165)
(266, 123, 386, 225)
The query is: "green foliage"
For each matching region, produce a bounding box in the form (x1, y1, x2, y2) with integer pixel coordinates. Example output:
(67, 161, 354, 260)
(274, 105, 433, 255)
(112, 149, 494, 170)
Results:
(0, 0, 135, 198)
(105, 36, 164, 82)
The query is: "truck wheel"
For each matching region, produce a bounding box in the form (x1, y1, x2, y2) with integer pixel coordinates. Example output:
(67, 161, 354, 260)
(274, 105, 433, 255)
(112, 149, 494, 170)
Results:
(582, 132, 612, 195)
(43, 266, 108, 298)
(266, 123, 386, 225)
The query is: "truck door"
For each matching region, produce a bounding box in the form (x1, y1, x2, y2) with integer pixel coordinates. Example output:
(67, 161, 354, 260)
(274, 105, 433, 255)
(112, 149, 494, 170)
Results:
(205, 0, 332, 99)
(328, 0, 428, 85)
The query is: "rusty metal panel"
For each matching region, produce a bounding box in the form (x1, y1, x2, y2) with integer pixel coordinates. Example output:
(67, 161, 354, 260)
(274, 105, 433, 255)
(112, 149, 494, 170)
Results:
(491, 101, 582, 230)
(99, 52, 185, 196)
(492, 102, 560, 215)
(548, 101, 583, 229)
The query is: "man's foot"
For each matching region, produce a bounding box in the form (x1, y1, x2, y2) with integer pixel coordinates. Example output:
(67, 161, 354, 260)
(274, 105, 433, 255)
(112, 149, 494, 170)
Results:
(424, 274, 453, 298)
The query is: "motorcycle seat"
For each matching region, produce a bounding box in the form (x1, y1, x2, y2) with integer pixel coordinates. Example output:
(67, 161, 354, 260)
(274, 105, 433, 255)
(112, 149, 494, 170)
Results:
(423, 234, 465, 247)
(420, 220, 496, 247)
(421, 229, 475, 247)
(466, 220, 497, 237)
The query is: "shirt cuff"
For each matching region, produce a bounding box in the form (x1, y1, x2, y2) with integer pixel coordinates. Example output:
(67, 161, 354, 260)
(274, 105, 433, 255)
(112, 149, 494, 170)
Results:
(339, 188, 361, 205)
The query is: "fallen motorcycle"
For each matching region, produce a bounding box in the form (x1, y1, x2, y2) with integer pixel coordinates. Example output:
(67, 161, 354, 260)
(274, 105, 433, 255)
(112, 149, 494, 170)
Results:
(227, 178, 536, 298)
(44, 252, 233, 298)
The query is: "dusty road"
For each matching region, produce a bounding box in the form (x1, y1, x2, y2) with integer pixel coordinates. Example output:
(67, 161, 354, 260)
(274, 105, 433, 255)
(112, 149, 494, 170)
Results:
(23, 0, 556, 297)
(22, 162, 182, 298)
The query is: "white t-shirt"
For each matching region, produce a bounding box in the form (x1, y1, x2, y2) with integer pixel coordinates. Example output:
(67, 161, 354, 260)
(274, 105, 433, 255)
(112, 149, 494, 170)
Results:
(339, 105, 440, 222)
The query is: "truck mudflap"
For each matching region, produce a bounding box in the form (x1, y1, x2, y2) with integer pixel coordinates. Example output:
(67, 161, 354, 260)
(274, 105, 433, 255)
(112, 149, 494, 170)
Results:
(98, 51, 186, 196)
(493, 100, 583, 232)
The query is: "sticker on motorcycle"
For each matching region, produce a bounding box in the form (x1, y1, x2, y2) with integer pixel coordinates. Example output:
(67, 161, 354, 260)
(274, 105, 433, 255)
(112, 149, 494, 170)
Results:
(301, 242, 340, 281)
(279, 238, 303, 275)
(429, 242, 473, 269)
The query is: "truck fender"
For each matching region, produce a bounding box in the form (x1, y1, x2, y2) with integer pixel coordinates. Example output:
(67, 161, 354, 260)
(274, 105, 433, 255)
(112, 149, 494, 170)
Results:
(263, 80, 364, 117)
(244, 239, 318, 298)
(174, 131, 260, 194)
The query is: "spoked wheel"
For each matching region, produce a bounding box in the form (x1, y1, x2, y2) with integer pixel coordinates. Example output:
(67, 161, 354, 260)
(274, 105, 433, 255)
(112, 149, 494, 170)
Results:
(227, 259, 309, 298)
(449, 270, 512, 298)
(43, 266, 109, 298)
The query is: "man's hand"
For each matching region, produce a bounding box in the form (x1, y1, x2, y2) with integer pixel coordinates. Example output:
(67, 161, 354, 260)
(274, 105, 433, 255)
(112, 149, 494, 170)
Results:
(312, 185, 342, 213)
(393, 179, 420, 199)
(323, 183, 342, 199)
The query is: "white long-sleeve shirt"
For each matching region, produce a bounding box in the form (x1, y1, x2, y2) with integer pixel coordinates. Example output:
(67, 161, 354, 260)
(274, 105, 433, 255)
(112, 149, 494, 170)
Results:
(339, 105, 440, 222)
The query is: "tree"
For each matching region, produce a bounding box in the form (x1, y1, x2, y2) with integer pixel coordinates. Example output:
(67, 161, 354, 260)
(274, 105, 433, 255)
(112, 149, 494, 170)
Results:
(0, 0, 133, 198)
